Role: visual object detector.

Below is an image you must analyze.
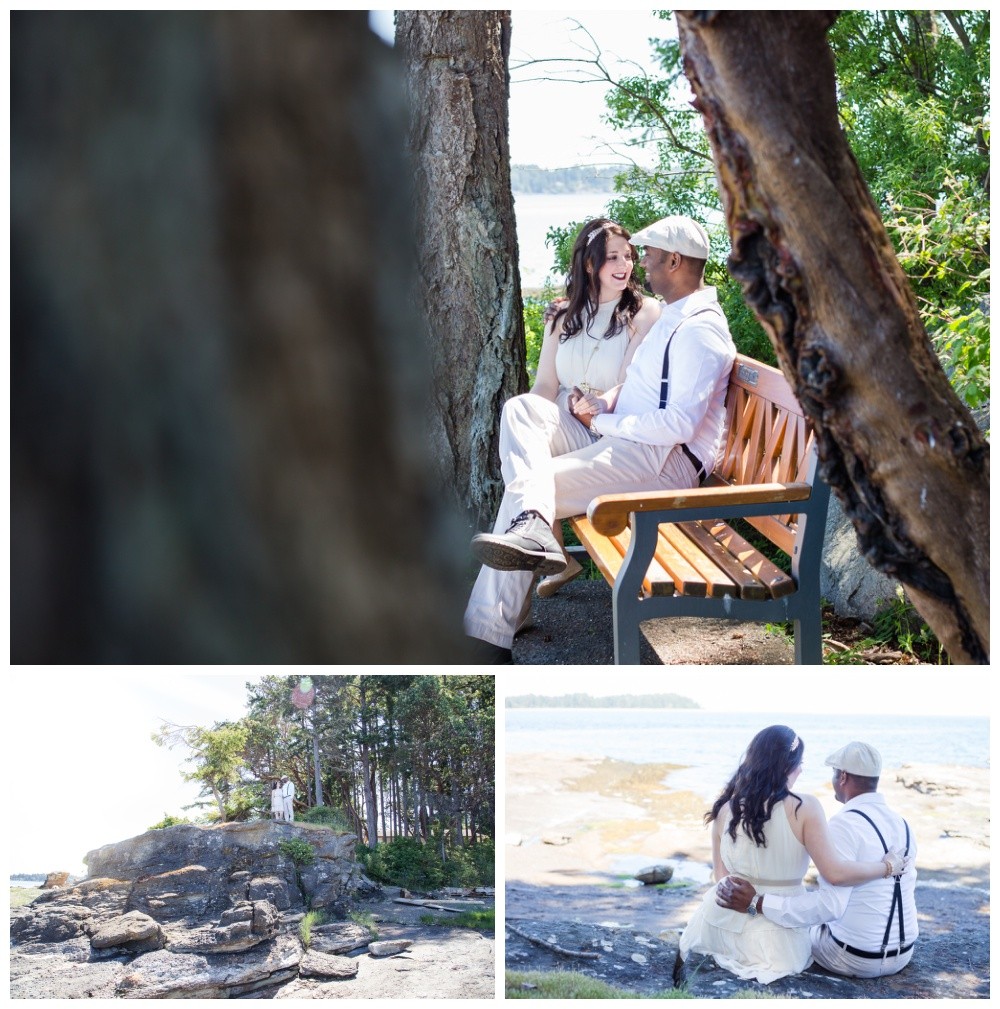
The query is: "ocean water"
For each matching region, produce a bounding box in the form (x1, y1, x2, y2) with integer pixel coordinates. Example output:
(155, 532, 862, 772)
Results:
(514, 191, 616, 289)
(505, 708, 989, 802)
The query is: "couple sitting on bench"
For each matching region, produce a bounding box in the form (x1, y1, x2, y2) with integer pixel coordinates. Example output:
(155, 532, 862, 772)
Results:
(464, 214, 737, 663)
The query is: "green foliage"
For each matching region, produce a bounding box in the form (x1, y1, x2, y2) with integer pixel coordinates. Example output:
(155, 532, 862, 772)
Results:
(506, 969, 694, 999)
(298, 804, 352, 833)
(299, 909, 325, 948)
(538, 10, 989, 405)
(148, 812, 191, 830)
(890, 178, 990, 407)
(522, 285, 561, 380)
(152, 721, 251, 822)
(419, 908, 494, 931)
(278, 837, 316, 868)
(824, 588, 947, 665)
(358, 836, 494, 892)
(348, 909, 379, 938)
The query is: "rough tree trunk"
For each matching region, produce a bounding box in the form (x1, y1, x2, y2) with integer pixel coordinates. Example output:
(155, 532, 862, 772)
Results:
(396, 10, 527, 533)
(11, 12, 468, 662)
(676, 10, 989, 663)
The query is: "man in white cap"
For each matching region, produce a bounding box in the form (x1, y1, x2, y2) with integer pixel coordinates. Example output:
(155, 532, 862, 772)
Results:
(464, 216, 736, 661)
(716, 741, 918, 978)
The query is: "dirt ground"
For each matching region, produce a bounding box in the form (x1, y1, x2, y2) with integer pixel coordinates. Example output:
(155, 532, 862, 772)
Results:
(511, 578, 928, 664)
(272, 893, 495, 1000)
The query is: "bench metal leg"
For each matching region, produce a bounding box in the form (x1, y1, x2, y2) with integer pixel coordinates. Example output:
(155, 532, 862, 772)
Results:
(613, 597, 641, 664)
(793, 611, 824, 664)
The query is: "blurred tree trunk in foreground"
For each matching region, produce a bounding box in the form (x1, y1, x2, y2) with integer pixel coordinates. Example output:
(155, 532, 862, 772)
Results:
(676, 10, 989, 663)
(12, 11, 468, 663)
(396, 9, 527, 533)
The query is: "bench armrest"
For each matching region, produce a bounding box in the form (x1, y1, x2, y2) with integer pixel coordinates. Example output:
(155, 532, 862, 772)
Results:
(587, 482, 812, 536)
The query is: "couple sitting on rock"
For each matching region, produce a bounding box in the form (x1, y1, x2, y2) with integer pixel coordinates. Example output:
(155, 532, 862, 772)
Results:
(679, 727, 917, 984)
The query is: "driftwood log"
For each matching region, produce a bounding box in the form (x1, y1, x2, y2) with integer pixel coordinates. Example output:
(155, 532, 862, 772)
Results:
(505, 922, 601, 960)
(676, 11, 989, 663)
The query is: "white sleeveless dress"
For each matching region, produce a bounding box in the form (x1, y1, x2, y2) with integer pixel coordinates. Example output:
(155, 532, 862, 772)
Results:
(679, 802, 813, 983)
(552, 299, 632, 410)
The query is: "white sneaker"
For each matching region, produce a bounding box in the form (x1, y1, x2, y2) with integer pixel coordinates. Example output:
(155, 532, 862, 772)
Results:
(536, 555, 583, 598)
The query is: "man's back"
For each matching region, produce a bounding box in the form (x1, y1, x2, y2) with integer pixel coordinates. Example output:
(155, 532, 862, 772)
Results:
(827, 791, 918, 951)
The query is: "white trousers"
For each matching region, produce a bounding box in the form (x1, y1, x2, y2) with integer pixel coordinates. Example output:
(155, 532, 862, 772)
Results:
(283, 799, 294, 822)
(464, 393, 698, 649)
(810, 924, 913, 978)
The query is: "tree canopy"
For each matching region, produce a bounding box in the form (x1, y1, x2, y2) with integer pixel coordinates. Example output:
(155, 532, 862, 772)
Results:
(154, 676, 495, 875)
(538, 10, 990, 406)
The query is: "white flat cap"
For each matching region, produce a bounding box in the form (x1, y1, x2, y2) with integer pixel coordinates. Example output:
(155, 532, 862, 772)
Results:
(825, 741, 882, 777)
(630, 216, 710, 259)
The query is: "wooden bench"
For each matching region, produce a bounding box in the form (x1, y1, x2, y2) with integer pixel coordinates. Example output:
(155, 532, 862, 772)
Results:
(568, 354, 831, 664)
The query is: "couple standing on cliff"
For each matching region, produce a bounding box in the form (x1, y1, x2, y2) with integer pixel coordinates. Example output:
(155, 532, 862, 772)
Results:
(679, 728, 917, 983)
(269, 777, 296, 823)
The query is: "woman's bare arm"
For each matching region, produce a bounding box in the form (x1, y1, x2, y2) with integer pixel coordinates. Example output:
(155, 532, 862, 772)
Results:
(794, 795, 887, 886)
(530, 317, 562, 401)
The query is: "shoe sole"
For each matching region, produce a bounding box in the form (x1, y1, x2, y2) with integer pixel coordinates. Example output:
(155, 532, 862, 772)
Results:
(471, 535, 567, 576)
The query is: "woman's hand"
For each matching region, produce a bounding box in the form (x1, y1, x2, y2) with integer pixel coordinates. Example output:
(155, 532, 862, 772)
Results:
(569, 389, 605, 418)
(883, 847, 913, 877)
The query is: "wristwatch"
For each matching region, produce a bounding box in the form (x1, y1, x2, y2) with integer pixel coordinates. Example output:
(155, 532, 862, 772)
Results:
(746, 894, 764, 917)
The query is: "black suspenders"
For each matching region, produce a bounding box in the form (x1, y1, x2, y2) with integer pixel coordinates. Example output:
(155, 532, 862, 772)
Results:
(846, 809, 911, 956)
(658, 307, 723, 485)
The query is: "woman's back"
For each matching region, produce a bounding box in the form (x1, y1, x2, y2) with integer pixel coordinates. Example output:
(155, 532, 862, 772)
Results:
(720, 800, 809, 887)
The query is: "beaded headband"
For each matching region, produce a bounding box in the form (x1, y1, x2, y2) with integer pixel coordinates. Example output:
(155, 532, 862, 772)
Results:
(585, 225, 607, 247)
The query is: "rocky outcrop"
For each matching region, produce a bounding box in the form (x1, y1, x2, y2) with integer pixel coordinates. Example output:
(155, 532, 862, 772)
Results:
(85, 820, 361, 918)
(90, 911, 165, 953)
(10, 821, 368, 999)
(115, 933, 304, 999)
(42, 871, 71, 888)
(821, 495, 901, 620)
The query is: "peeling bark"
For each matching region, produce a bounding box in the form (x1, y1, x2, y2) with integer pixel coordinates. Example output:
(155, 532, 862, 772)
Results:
(676, 10, 989, 662)
(396, 10, 527, 532)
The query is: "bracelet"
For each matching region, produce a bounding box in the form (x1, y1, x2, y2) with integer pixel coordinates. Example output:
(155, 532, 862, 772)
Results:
(882, 854, 894, 877)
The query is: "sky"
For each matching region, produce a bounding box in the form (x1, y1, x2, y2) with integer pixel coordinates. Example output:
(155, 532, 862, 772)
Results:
(501, 667, 989, 718)
(369, 9, 674, 169)
(7, 672, 269, 875)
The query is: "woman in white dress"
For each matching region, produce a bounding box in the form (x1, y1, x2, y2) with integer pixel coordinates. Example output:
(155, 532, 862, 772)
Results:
(527, 218, 660, 600)
(270, 780, 284, 821)
(679, 725, 902, 984)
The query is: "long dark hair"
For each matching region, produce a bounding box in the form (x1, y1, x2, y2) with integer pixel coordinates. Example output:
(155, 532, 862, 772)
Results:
(555, 218, 644, 342)
(706, 725, 805, 846)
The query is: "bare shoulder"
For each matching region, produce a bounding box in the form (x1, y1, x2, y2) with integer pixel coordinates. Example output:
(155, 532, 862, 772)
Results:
(632, 296, 662, 335)
(786, 791, 822, 822)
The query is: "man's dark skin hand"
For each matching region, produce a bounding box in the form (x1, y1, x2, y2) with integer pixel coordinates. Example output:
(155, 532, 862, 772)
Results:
(716, 875, 757, 912)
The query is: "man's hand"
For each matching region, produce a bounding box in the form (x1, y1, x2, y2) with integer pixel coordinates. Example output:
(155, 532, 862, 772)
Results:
(543, 297, 569, 326)
(716, 875, 757, 913)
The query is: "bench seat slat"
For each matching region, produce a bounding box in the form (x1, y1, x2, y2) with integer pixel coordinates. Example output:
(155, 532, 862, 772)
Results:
(677, 521, 769, 600)
(658, 524, 738, 598)
(569, 517, 675, 598)
(619, 527, 680, 597)
(647, 526, 709, 596)
(702, 520, 796, 599)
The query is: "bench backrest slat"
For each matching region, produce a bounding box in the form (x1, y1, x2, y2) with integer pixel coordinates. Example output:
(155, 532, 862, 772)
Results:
(714, 355, 814, 556)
